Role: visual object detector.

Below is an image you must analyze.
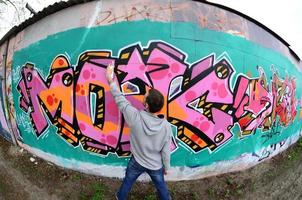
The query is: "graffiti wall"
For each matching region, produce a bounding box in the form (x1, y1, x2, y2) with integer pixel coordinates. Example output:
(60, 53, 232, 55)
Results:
(0, 41, 12, 141)
(1, 0, 302, 180)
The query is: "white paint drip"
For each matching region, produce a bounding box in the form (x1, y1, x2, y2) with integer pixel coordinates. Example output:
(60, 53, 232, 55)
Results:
(72, 1, 102, 56)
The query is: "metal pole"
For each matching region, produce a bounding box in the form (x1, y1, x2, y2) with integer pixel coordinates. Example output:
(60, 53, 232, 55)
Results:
(25, 3, 37, 15)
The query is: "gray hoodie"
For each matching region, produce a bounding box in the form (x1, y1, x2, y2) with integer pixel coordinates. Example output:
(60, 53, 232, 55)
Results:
(110, 82, 172, 171)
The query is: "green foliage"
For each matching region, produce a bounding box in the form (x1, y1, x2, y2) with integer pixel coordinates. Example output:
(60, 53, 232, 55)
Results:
(72, 173, 82, 181)
(80, 183, 108, 200)
(144, 194, 157, 200)
(91, 183, 107, 200)
(79, 193, 88, 200)
(287, 138, 302, 162)
(206, 187, 218, 198)
(192, 192, 199, 200)
(225, 177, 234, 186)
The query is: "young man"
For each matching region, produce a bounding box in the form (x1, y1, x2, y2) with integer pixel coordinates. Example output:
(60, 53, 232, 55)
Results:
(106, 64, 172, 200)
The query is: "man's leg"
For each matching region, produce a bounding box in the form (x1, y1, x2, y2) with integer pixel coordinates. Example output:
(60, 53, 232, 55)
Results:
(117, 157, 145, 200)
(147, 167, 170, 200)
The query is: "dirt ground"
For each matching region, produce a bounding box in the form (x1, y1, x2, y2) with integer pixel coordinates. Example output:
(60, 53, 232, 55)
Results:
(1, 136, 302, 200)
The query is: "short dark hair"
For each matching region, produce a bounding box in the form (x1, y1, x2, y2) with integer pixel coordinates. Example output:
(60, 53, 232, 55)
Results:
(146, 88, 164, 113)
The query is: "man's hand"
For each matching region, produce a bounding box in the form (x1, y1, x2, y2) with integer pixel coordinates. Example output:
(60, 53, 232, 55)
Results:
(163, 169, 168, 176)
(106, 63, 114, 84)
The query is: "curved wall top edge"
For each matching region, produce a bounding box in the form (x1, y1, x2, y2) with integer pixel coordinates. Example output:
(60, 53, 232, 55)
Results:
(0, 0, 300, 64)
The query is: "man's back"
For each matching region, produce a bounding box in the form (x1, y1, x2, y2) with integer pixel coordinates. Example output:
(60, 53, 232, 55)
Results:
(109, 82, 171, 171)
(129, 110, 171, 170)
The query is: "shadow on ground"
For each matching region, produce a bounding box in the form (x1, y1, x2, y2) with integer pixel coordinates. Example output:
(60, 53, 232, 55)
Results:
(0, 136, 302, 200)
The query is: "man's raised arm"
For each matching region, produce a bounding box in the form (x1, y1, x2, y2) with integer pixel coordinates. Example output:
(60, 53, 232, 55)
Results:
(106, 64, 139, 127)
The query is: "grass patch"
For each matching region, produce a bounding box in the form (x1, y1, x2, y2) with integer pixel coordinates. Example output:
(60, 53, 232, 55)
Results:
(192, 191, 199, 200)
(144, 193, 157, 200)
(223, 176, 245, 198)
(0, 182, 6, 194)
(91, 183, 107, 200)
(72, 173, 82, 181)
(287, 138, 302, 161)
(79, 183, 108, 200)
(206, 187, 219, 199)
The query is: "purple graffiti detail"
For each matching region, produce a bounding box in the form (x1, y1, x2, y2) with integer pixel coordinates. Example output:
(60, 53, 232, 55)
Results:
(17, 56, 76, 142)
(18, 63, 49, 135)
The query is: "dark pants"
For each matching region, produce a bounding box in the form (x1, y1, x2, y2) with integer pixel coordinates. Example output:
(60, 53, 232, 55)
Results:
(117, 157, 170, 200)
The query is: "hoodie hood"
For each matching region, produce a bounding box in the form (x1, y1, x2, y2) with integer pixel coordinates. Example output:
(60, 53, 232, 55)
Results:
(140, 111, 166, 135)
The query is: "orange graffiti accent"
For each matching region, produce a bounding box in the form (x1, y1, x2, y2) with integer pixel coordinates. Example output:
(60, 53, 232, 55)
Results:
(183, 128, 208, 149)
(122, 126, 130, 135)
(51, 55, 70, 70)
(57, 118, 75, 134)
(168, 101, 188, 120)
(60, 126, 78, 143)
(39, 86, 74, 118)
(102, 121, 120, 133)
(80, 51, 111, 61)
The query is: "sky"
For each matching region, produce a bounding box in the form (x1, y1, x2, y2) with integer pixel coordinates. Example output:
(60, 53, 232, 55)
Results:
(0, 0, 65, 37)
(0, 0, 301, 58)
(208, 0, 302, 58)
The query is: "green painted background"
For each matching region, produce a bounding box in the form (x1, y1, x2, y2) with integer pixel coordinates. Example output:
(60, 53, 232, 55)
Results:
(11, 20, 302, 167)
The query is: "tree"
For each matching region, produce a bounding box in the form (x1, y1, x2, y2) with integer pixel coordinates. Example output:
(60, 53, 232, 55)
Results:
(0, 0, 20, 21)
(0, 0, 23, 38)
(0, 0, 18, 13)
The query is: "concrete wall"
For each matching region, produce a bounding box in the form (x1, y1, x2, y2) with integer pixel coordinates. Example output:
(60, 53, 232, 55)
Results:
(0, 0, 301, 180)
